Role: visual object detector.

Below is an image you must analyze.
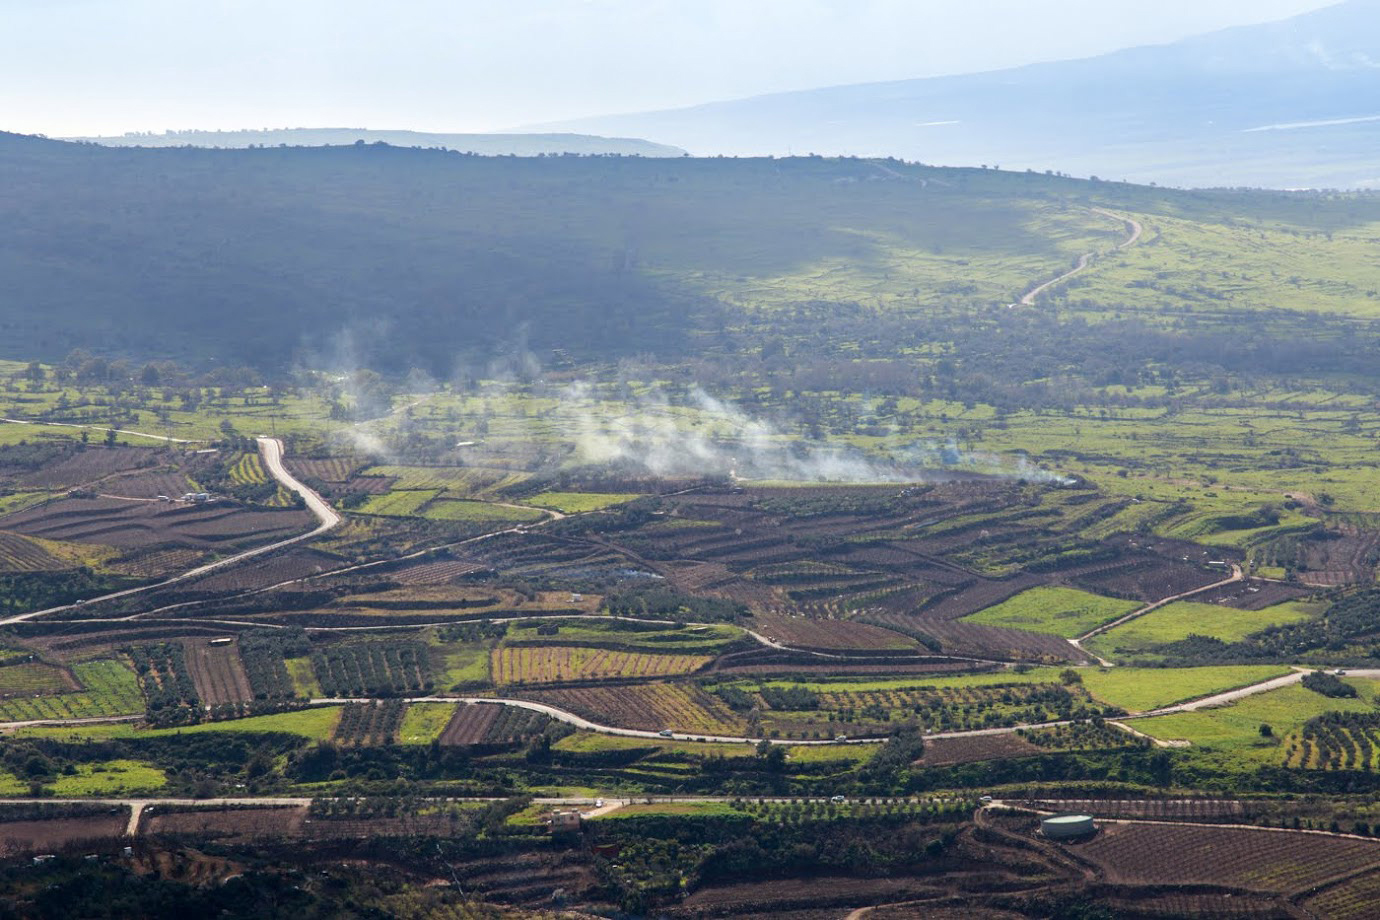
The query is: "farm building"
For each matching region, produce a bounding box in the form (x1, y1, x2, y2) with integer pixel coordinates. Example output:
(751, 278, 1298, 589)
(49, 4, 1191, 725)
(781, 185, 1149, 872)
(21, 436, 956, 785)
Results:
(1040, 814, 1095, 839)
(549, 810, 582, 833)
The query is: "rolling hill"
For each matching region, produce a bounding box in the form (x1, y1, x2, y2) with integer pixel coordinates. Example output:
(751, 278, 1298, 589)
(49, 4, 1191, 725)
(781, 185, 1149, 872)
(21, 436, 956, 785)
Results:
(529, 0, 1380, 189)
(3, 129, 1380, 380)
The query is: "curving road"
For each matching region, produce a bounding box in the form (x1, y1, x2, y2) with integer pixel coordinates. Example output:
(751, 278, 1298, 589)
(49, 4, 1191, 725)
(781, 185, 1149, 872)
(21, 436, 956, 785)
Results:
(0, 437, 340, 625)
(1018, 208, 1143, 306)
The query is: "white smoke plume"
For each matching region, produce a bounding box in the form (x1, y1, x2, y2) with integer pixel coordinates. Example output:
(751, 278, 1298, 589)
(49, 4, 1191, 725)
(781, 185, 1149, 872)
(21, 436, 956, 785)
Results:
(559, 383, 1074, 484)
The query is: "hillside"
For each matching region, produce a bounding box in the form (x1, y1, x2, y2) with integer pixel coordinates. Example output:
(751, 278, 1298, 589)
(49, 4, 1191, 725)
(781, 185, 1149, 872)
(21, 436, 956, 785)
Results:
(62, 127, 685, 158)
(4, 130, 1380, 378)
(531, 0, 1380, 188)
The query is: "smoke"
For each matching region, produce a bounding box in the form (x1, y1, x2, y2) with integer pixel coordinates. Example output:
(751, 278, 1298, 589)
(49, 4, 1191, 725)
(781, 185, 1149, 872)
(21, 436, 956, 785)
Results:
(559, 383, 1074, 484)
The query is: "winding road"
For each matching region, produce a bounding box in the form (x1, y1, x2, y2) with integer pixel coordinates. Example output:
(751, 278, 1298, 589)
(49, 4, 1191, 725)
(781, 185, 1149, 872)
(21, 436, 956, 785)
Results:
(0, 437, 340, 626)
(1018, 208, 1143, 305)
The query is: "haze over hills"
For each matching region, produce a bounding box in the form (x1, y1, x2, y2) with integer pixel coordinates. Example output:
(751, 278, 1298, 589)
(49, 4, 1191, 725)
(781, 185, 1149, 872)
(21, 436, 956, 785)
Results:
(5, 126, 1380, 382)
(529, 0, 1380, 189)
(61, 127, 685, 158)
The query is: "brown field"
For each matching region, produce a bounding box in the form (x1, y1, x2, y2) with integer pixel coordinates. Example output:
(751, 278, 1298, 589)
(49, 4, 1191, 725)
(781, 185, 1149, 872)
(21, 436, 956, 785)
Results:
(491, 646, 711, 685)
(16, 447, 159, 489)
(1302, 867, 1380, 919)
(1188, 577, 1312, 610)
(143, 805, 308, 840)
(106, 546, 206, 578)
(521, 683, 744, 735)
(1075, 823, 1380, 893)
(862, 613, 1089, 663)
(163, 547, 343, 595)
(97, 470, 196, 500)
(748, 613, 917, 651)
(182, 640, 252, 706)
(0, 814, 129, 855)
(917, 732, 1043, 766)
(435, 702, 548, 747)
(0, 531, 70, 572)
(438, 703, 500, 745)
(1070, 556, 1223, 603)
(387, 558, 492, 585)
(0, 498, 314, 551)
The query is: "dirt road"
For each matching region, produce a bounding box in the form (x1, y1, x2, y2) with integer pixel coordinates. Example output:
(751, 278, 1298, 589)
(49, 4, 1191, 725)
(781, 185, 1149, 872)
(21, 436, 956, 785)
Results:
(1018, 208, 1143, 305)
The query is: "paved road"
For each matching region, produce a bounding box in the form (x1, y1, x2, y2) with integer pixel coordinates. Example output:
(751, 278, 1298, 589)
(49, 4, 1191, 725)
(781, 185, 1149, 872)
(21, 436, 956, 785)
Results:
(1017, 208, 1143, 306)
(309, 665, 1341, 747)
(0, 437, 341, 625)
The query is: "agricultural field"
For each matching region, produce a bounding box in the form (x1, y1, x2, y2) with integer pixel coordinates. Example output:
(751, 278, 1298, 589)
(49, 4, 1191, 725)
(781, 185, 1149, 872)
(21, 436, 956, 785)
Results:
(397, 702, 456, 744)
(182, 640, 252, 707)
(49, 760, 165, 796)
(420, 499, 544, 523)
(333, 700, 405, 746)
(355, 489, 439, 517)
(1132, 679, 1380, 756)
(0, 661, 74, 697)
(961, 585, 1139, 638)
(519, 683, 745, 735)
(490, 646, 711, 685)
(310, 641, 434, 697)
(1087, 597, 1323, 662)
(436, 702, 549, 747)
(1073, 821, 1380, 894)
(0, 659, 143, 722)
(527, 491, 642, 513)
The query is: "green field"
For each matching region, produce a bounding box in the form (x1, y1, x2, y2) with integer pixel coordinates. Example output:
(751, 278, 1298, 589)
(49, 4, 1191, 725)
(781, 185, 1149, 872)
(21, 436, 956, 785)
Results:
(436, 645, 490, 688)
(1088, 599, 1322, 661)
(0, 659, 143, 722)
(421, 499, 544, 523)
(1131, 679, 1380, 756)
(356, 490, 440, 517)
(963, 586, 1139, 638)
(49, 760, 166, 796)
(0, 661, 73, 696)
(527, 491, 643, 513)
(760, 664, 1291, 713)
(398, 703, 457, 744)
(286, 657, 323, 698)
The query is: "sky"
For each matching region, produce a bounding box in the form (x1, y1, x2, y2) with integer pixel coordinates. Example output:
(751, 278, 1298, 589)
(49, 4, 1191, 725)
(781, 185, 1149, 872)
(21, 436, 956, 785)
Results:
(0, 0, 1341, 138)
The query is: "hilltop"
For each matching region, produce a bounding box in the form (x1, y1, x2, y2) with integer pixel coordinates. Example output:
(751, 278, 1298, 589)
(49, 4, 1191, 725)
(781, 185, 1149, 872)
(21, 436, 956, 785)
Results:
(62, 127, 686, 158)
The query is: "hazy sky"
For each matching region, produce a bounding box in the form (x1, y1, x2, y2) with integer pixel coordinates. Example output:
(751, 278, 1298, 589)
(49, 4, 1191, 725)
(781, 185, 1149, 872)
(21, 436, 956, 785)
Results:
(0, 0, 1340, 137)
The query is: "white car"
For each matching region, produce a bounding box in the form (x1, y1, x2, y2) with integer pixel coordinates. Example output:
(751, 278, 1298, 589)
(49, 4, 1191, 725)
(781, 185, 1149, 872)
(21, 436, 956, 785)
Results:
(830, 795, 847, 804)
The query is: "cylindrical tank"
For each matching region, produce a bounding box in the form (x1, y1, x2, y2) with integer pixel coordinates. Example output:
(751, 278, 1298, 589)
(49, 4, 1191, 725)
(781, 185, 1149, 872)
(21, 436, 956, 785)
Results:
(1040, 813, 1095, 839)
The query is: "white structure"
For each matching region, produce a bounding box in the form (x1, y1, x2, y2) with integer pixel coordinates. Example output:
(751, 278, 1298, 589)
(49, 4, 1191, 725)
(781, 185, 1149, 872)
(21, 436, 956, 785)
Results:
(1040, 814, 1095, 839)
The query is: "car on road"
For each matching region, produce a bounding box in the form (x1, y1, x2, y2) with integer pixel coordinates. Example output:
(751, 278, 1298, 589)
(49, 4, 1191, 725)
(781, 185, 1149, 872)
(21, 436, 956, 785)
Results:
(658, 729, 674, 738)
(830, 795, 847, 804)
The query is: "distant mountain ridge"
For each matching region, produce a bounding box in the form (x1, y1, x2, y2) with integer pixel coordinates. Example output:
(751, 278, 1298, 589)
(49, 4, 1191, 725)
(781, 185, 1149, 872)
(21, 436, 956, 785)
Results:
(527, 0, 1380, 188)
(61, 127, 685, 158)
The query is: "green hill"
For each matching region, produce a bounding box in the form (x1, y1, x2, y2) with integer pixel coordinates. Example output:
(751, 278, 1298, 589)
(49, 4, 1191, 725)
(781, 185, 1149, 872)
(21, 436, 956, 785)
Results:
(3, 131, 1380, 380)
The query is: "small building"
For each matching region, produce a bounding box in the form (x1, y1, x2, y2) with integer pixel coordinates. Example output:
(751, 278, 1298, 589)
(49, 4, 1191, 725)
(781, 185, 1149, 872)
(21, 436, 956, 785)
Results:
(1040, 814, 1095, 840)
(549, 810, 582, 834)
